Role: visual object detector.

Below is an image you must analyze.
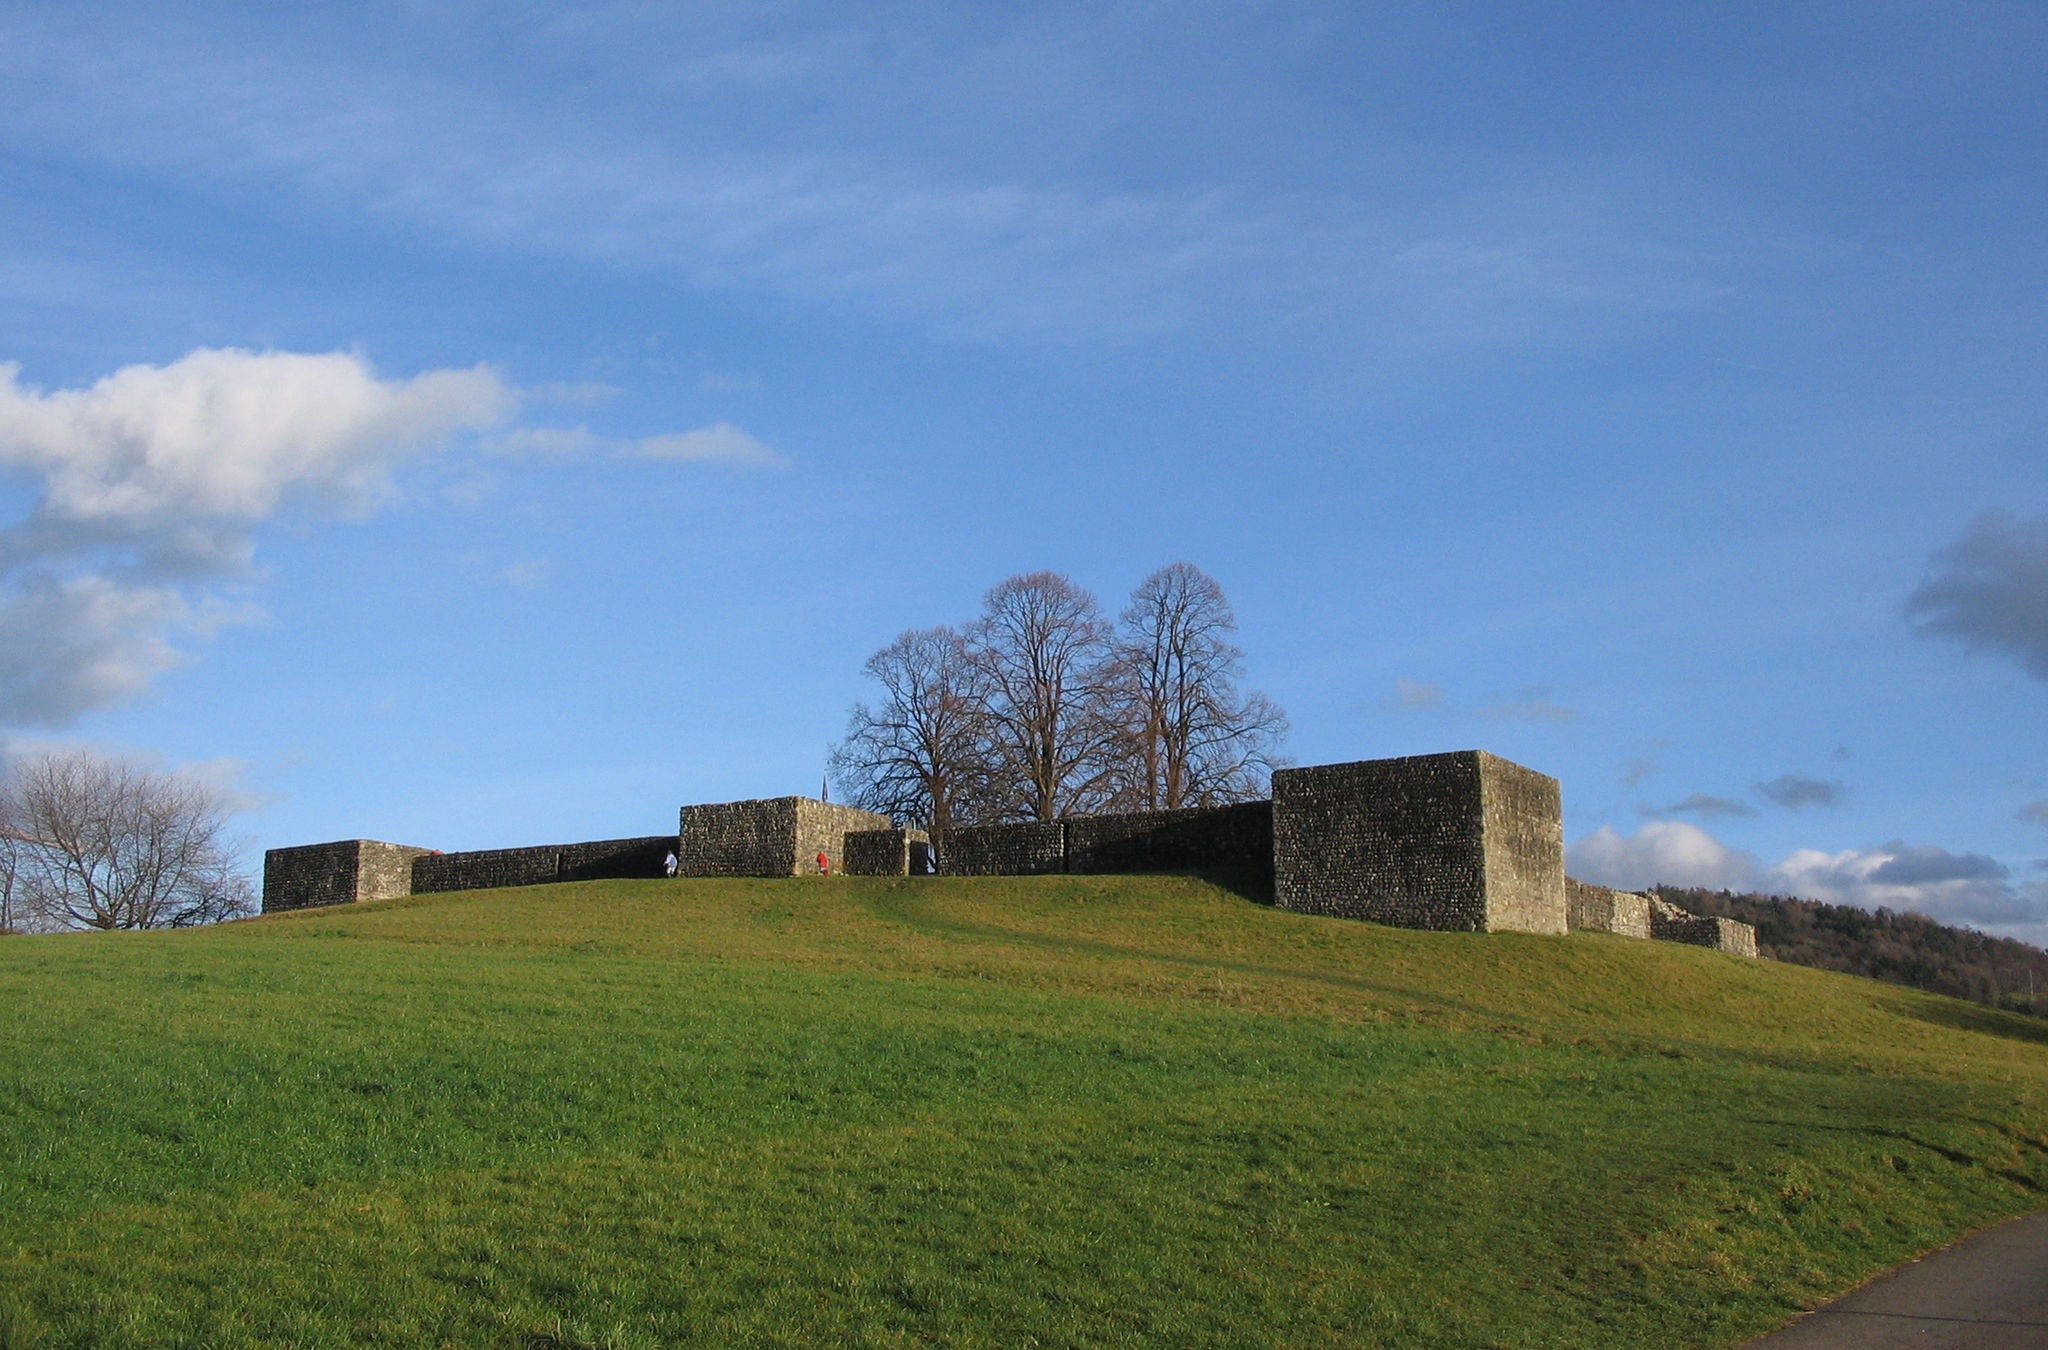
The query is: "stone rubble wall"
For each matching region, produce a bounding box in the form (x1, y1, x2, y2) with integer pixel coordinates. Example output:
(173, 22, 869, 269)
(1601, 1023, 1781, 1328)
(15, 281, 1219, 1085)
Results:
(1650, 897, 1759, 957)
(679, 798, 799, 876)
(794, 800, 895, 876)
(262, 839, 431, 913)
(1566, 878, 1653, 939)
(262, 753, 1764, 965)
(1476, 753, 1568, 934)
(410, 836, 677, 895)
(843, 827, 931, 876)
(558, 837, 677, 883)
(1064, 801, 1275, 884)
(412, 845, 562, 895)
(941, 820, 1069, 876)
(1272, 751, 1567, 932)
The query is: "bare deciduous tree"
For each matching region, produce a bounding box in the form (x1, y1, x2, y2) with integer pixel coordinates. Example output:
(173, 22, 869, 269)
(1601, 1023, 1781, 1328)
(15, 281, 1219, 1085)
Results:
(0, 805, 22, 935)
(1110, 562, 1288, 810)
(828, 625, 990, 846)
(3, 749, 254, 930)
(967, 571, 1122, 821)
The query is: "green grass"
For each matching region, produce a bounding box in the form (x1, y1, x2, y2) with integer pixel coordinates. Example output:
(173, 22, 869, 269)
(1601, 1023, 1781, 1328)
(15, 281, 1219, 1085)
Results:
(1, 873, 2045, 1347)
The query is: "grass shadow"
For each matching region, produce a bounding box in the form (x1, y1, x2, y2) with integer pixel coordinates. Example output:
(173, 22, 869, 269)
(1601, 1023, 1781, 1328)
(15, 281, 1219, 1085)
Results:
(1890, 993, 2048, 1048)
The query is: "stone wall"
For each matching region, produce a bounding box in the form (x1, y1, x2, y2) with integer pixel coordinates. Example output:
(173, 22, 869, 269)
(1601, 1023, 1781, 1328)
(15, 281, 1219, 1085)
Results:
(1271, 750, 1566, 933)
(843, 827, 931, 877)
(412, 845, 562, 894)
(1566, 878, 1653, 939)
(678, 798, 798, 876)
(794, 799, 894, 875)
(941, 820, 1068, 876)
(1477, 754, 1568, 933)
(411, 836, 676, 894)
(558, 836, 676, 883)
(1650, 897, 1759, 956)
(678, 798, 889, 876)
(261, 839, 430, 913)
(1064, 801, 1274, 884)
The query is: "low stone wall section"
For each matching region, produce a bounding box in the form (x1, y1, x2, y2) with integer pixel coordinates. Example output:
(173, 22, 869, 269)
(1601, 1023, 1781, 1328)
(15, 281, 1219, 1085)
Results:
(1064, 801, 1274, 882)
(1650, 897, 1759, 957)
(941, 821, 1068, 876)
(844, 827, 931, 876)
(262, 839, 430, 913)
(410, 836, 676, 894)
(1566, 878, 1653, 939)
(1272, 751, 1566, 933)
(412, 845, 561, 894)
(558, 836, 677, 883)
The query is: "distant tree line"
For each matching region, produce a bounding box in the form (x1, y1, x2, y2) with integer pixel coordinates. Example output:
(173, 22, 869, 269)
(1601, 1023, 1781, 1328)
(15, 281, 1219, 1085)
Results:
(830, 564, 1288, 845)
(1657, 886, 2048, 1018)
(0, 749, 254, 933)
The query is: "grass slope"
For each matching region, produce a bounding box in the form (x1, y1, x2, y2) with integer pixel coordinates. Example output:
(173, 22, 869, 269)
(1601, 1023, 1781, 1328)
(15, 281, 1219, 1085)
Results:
(1, 874, 2045, 1348)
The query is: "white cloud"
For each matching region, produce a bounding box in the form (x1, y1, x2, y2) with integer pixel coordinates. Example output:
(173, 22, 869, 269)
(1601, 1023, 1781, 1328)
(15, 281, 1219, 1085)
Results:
(631, 422, 786, 467)
(1568, 821, 1762, 893)
(1568, 821, 2048, 936)
(0, 349, 511, 526)
(493, 421, 786, 468)
(0, 347, 513, 728)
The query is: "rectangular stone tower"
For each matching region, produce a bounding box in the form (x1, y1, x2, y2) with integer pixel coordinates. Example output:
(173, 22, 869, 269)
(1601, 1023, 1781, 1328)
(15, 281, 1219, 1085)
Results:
(676, 797, 891, 876)
(262, 839, 430, 913)
(1271, 750, 1566, 933)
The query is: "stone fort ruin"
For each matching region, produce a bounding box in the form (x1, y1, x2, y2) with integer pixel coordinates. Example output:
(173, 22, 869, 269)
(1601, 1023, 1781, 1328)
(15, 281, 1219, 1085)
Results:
(261, 748, 1755, 956)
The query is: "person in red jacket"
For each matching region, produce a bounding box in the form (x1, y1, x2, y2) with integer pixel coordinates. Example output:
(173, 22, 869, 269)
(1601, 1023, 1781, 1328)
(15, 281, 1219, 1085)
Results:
(816, 850, 830, 877)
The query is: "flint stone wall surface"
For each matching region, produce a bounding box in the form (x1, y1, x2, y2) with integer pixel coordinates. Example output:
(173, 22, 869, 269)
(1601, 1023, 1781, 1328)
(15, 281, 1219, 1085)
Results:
(1064, 801, 1274, 883)
(1566, 877, 1653, 939)
(679, 798, 798, 876)
(1271, 751, 1566, 933)
(678, 798, 889, 876)
(795, 800, 894, 875)
(410, 836, 676, 894)
(843, 827, 931, 876)
(262, 839, 431, 913)
(1650, 897, 1759, 957)
(942, 820, 1068, 876)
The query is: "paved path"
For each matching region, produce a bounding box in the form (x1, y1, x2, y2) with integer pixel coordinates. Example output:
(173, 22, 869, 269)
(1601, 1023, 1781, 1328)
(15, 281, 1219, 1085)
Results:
(1745, 1208, 2048, 1348)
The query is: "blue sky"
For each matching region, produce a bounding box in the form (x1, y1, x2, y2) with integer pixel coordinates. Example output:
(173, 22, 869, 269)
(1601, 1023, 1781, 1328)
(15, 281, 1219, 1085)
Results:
(2, 2, 2045, 938)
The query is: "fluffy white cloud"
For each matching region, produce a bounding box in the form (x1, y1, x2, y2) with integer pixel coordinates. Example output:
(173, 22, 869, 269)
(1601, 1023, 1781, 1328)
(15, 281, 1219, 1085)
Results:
(1569, 821, 2048, 935)
(1568, 821, 1763, 893)
(0, 349, 511, 526)
(0, 347, 513, 728)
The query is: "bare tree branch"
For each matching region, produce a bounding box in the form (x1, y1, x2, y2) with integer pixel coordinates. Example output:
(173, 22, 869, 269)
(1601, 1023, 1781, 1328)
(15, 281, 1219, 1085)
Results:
(966, 571, 1122, 821)
(3, 749, 254, 930)
(1110, 562, 1289, 810)
(828, 625, 991, 846)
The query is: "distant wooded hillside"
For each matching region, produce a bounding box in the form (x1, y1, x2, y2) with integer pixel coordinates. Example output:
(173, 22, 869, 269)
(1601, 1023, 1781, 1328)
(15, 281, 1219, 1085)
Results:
(1655, 886, 2048, 1016)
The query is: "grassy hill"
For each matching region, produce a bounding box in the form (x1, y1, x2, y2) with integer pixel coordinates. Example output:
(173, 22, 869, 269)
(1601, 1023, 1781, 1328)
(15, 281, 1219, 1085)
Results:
(1, 874, 2045, 1348)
